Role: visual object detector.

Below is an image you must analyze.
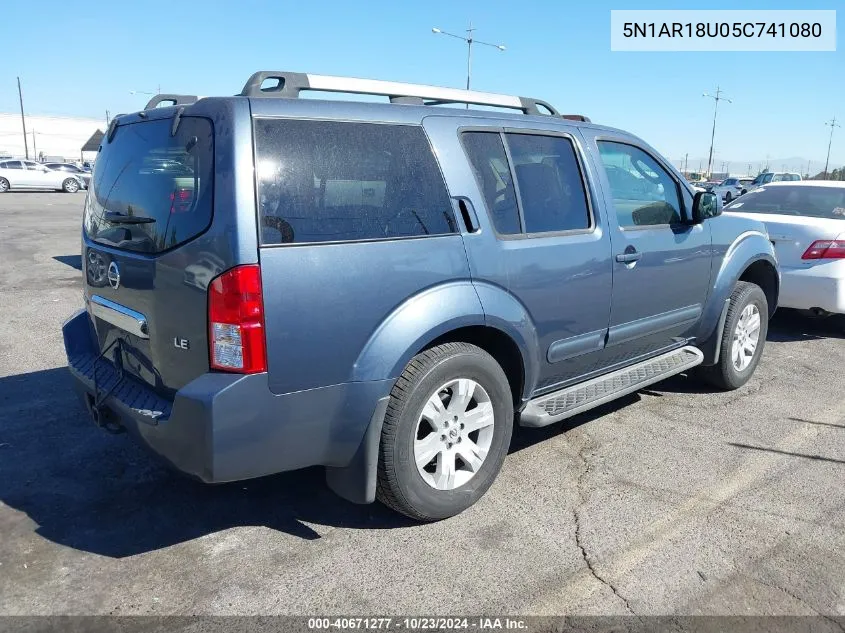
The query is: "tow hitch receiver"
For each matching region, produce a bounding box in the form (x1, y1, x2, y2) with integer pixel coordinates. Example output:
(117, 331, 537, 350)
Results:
(89, 337, 127, 435)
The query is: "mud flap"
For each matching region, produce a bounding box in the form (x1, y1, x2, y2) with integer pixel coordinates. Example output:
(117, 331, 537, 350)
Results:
(325, 396, 390, 504)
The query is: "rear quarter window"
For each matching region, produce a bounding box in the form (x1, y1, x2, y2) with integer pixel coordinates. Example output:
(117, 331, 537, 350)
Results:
(84, 117, 214, 254)
(254, 120, 456, 244)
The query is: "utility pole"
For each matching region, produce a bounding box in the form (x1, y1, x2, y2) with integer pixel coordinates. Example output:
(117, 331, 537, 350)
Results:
(806, 159, 811, 178)
(823, 116, 840, 180)
(747, 163, 752, 175)
(703, 86, 731, 179)
(31, 130, 36, 160)
(106, 110, 111, 125)
(684, 153, 689, 175)
(17, 76, 29, 160)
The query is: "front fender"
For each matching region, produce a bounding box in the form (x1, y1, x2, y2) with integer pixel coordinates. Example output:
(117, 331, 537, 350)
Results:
(697, 229, 779, 363)
(351, 281, 486, 383)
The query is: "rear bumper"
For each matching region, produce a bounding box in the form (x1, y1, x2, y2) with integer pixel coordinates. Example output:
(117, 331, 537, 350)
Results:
(62, 310, 394, 483)
(778, 262, 845, 314)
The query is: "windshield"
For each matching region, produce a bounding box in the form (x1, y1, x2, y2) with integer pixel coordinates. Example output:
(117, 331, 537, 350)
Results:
(725, 185, 845, 219)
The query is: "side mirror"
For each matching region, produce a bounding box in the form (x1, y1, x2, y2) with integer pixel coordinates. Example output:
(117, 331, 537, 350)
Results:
(692, 191, 721, 223)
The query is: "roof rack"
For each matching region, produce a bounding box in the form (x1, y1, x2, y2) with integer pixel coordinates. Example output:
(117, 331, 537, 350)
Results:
(143, 94, 199, 110)
(238, 70, 560, 116)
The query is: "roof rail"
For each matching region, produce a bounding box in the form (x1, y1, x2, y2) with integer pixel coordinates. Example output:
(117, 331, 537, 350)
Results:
(238, 71, 560, 116)
(143, 94, 199, 110)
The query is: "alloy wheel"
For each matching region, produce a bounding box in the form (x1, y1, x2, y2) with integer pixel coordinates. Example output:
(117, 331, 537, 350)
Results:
(731, 304, 761, 371)
(413, 378, 495, 491)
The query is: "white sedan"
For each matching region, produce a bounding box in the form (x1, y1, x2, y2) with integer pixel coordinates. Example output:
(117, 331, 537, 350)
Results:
(0, 159, 85, 193)
(724, 181, 845, 316)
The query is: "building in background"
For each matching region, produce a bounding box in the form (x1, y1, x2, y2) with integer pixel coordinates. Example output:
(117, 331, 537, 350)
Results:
(0, 113, 105, 162)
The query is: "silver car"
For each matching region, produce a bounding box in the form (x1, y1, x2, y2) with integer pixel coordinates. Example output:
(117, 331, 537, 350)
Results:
(0, 160, 85, 193)
(43, 162, 92, 188)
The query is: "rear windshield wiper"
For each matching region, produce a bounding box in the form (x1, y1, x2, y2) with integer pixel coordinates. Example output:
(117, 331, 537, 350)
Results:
(104, 211, 156, 224)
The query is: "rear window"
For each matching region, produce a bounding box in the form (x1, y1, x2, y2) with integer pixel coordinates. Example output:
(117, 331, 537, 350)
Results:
(84, 117, 213, 254)
(254, 119, 455, 244)
(725, 185, 845, 219)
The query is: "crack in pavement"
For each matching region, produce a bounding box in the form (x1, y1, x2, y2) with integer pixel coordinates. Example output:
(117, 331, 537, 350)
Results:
(572, 436, 637, 616)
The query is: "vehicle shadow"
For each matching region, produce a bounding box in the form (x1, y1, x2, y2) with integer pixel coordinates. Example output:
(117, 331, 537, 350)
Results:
(0, 367, 414, 559)
(53, 255, 82, 271)
(767, 308, 845, 342)
(509, 392, 641, 453)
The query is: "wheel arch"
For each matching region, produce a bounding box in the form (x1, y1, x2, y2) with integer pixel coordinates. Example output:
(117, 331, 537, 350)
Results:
(697, 231, 779, 365)
(421, 325, 525, 408)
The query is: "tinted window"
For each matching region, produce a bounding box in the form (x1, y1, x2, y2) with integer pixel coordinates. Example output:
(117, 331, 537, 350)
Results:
(1, 161, 23, 169)
(597, 142, 682, 227)
(84, 117, 214, 254)
(23, 161, 41, 170)
(762, 173, 774, 184)
(255, 120, 455, 245)
(725, 185, 845, 219)
(506, 134, 591, 233)
(461, 132, 521, 234)
(724, 179, 737, 186)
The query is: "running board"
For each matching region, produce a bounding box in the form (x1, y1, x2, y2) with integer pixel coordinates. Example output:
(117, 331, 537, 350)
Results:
(520, 346, 704, 428)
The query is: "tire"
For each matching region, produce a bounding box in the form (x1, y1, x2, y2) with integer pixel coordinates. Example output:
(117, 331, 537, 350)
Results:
(699, 281, 768, 390)
(376, 342, 514, 521)
(0, 178, 9, 193)
(740, 189, 747, 196)
(725, 192, 732, 203)
(62, 178, 79, 193)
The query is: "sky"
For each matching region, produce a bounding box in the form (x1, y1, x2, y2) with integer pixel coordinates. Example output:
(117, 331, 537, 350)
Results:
(2, 0, 842, 173)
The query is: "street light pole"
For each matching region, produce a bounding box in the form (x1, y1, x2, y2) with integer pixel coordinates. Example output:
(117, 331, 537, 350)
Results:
(823, 116, 840, 180)
(703, 86, 731, 179)
(432, 22, 505, 107)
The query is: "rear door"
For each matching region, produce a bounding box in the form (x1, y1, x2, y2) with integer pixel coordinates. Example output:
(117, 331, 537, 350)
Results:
(83, 114, 218, 397)
(424, 116, 614, 393)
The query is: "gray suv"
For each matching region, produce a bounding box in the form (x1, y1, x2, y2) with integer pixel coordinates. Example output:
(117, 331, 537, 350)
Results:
(63, 71, 779, 520)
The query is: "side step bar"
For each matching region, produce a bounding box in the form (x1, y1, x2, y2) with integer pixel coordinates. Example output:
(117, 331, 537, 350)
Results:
(520, 346, 704, 428)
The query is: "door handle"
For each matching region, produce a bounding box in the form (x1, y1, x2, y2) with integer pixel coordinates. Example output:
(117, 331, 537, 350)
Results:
(616, 250, 642, 264)
(453, 197, 479, 233)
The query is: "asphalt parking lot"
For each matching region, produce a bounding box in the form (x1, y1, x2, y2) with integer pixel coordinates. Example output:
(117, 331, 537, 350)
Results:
(0, 192, 844, 618)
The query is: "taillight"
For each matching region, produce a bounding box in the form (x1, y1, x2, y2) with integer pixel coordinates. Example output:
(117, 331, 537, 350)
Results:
(169, 187, 193, 214)
(208, 265, 267, 373)
(801, 240, 845, 260)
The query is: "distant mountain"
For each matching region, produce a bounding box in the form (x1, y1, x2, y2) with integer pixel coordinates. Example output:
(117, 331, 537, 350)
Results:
(672, 156, 835, 176)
